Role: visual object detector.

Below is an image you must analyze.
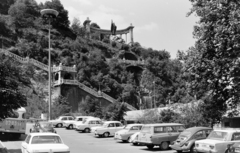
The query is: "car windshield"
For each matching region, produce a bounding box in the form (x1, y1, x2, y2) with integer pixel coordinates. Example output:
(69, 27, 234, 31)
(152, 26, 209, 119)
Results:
(179, 131, 192, 139)
(55, 117, 61, 120)
(31, 135, 62, 144)
(141, 126, 151, 133)
(124, 125, 132, 130)
(103, 123, 109, 128)
(207, 131, 228, 141)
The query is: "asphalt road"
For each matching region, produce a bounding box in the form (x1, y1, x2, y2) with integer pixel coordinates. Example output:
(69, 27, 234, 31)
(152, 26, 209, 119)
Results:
(1, 128, 179, 153)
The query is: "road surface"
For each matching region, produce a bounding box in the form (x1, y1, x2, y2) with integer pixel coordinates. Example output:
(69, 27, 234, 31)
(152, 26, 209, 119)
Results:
(2, 128, 179, 153)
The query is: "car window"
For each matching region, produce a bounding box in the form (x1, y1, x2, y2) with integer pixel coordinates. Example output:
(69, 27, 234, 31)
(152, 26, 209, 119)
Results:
(61, 117, 67, 120)
(77, 118, 82, 121)
(205, 130, 212, 137)
(208, 131, 228, 140)
(25, 135, 31, 144)
(131, 126, 141, 130)
(68, 117, 73, 120)
(141, 126, 151, 133)
(108, 123, 115, 127)
(194, 130, 206, 139)
(89, 121, 95, 124)
(31, 136, 62, 144)
(154, 126, 168, 133)
(232, 133, 240, 141)
(96, 121, 101, 124)
(116, 123, 122, 127)
(172, 126, 185, 132)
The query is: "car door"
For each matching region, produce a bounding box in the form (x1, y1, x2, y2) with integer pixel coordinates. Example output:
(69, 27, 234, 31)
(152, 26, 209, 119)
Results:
(22, 135, 31, 153)
(107, 123, 116, 135)
(115, 123, 123, 133)
(88, 121, 95, 128)
(168, 126, 180, 142)
(95, 120, 102, 127)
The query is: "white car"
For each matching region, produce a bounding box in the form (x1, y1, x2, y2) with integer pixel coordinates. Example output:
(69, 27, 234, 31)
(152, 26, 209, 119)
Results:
(63, 116, 89, 129)
(94, 121, 124, 137)
(194, 129, 240, 153)
(49, 116, 74, 128)
(75, 118, 102, 133)
(129, 131, 140, 145)
(73, 116, 94, 129)
(114, 124, 143, 142)
(21, 133, 69, 153)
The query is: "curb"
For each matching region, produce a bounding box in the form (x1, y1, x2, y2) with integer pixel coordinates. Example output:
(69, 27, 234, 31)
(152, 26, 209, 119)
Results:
(0, 141, 8, 153)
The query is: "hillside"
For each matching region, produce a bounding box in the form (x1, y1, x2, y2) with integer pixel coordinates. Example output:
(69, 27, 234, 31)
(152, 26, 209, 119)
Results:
(0, 0, 191, 119)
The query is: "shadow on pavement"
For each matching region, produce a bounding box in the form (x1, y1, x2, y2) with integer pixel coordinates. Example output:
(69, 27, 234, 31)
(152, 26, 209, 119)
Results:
(6, 149, 21, 153)
(0, 134, 26, 142)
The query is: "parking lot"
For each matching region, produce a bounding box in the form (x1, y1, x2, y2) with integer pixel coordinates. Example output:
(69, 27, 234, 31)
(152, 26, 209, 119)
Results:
(2, 128, 178, 153)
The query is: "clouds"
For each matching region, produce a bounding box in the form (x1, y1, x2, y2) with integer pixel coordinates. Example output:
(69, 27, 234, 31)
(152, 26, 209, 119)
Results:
(71, 0, 92, 5)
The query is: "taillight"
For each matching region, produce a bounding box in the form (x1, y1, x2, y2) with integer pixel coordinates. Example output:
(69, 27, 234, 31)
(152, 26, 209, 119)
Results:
(209, 145, 214, 149)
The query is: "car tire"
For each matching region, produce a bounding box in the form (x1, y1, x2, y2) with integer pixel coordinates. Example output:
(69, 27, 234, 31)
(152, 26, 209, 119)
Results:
(122, 140, 128, 143)
(160, 141, 169, 150)
(177, 151, 183, 153)
(56, 123, 63, 128)
(84, 128, 90, 133)
(190, 145, 194, 153)
(132, 142, 138, 146)
(103, 132, 110, 137)
(69, 124, 73, 129)
(147, 145, 154, 149)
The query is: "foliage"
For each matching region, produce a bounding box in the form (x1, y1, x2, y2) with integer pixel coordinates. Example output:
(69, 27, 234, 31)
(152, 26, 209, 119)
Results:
(136, 109, 159, 124)
(0, 55, 30, 120)
(103, 102, 127, 121)
(187, 0, 240, 125)
(51, 95, 71, 119)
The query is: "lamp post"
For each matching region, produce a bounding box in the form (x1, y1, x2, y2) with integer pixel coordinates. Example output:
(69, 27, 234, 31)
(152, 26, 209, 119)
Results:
(153, 81, 155, 108)
(40, 9, 59, 121)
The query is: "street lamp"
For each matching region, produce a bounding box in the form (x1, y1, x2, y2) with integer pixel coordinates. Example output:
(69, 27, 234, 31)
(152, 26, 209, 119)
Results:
(40, 9, 59, 121)
(153, 81, 155, 108)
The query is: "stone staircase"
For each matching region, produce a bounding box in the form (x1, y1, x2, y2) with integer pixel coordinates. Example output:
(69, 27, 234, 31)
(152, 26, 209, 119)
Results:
(0, 49, 137, 111)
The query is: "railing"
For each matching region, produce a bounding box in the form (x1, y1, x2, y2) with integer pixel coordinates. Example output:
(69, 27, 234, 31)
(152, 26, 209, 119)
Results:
(106, 58, 145, 66)
(1, 49, 136, 111)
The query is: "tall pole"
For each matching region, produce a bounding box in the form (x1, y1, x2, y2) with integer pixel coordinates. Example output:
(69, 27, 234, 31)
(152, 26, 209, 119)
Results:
(153, 81, 155, 108)
(41, 9, 58, 121)
(48, 20, 51, 121)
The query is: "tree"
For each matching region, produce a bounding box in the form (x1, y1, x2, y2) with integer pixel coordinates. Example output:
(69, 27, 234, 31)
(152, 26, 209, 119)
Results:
(103, 102, 127, 121)
(51, 96, 71, 119)
(0, 55, 30, 120)
(0, 0, 16, 15)
(187, 0, 240, 126)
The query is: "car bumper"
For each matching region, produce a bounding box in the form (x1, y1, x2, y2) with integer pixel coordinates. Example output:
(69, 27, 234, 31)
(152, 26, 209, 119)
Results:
(194, 148, 217, 153)
(114, 135, 122, 140)
(170, 144, 189, 152)
(137, 141, 153, 146)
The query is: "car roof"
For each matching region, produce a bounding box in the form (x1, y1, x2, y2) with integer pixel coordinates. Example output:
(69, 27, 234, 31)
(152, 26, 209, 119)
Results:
(213, 129, 240, 132)
(29, 133, 59, 136)
(86, 118, 101, 121)
(104, 121, 121, 124)
(126, 124, 143, 127)
(143, 123, 184, 126)
(184, 127, 212, 133)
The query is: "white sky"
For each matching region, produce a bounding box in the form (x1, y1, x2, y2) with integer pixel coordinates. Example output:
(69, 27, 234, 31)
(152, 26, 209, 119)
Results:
(36, 0, 198, 59)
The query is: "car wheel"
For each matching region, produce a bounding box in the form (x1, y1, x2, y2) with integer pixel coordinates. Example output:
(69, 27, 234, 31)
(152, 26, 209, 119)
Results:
(147, 145, 154, 149)
(177, 151, 183, 153)
(160, 141, 169, 150)
(122, 140, 128, 143)
(84, 128, 90, 133)
(103, 132, 110, 137)
(56, 123, 63, 128)
(69, 124, 73, 129)
(132, 142, 138, 146)
(190, 145, 194, 153)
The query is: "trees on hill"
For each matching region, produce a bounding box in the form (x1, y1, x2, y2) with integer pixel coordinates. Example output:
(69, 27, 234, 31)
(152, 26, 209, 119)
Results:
(187, 0, 240, 126)
(0, 55, 30, 120)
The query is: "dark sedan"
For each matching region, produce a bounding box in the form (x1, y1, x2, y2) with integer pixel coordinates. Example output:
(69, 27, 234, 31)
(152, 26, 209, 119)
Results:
(30, 121, 56, 133)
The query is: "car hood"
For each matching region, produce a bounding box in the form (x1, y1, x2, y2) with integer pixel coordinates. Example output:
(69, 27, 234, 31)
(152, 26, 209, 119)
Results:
(74, 122, 85, 126)
(91, 126, 102, 131)
(49, 120, 60, 123)
(196, 139, 224, 145)
(28, 144, 69, 152)
(116, 129, 128, 135)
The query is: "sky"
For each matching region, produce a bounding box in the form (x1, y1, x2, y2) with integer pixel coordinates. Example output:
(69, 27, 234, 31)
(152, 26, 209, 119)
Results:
(36, 0, 198, 59)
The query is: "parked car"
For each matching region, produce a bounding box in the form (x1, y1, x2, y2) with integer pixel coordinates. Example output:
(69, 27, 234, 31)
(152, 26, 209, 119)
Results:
(63, 116, 89, 129)
(194, 129, 240, 153)
(225, 142, 240, 153)
(170, 127, 212, 153)
(114, 124, 143, 142)
(94, 121, 124, 137)
(30, 121, 56, 133)
(21, 133, 70, 153)
(75, 118, 102, 133)
(73, 116, 94, 129)
(137, 123, 185, 150)
(129, 131, 141, 145)
(49, 116, 74, 128)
